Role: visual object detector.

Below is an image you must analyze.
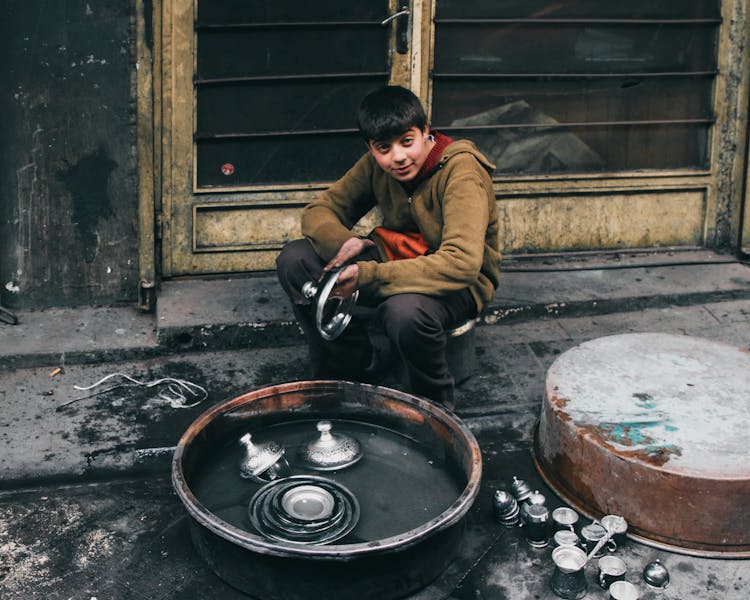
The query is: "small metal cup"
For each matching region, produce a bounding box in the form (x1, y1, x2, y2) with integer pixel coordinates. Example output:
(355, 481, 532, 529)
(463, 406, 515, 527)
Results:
(553, 530, 580, 548)
(552, 506, 579, 532)
(608, 580, 639, 600)
(580, 523, 616, 558)
(550, 546, 588, 599)
(601, 514, 628, 548)
(597, 555, 627, 590)
(522, 503, 550, 548)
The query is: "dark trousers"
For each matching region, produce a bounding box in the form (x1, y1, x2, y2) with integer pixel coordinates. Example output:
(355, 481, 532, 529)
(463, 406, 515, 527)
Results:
(275, 239, 477, 407)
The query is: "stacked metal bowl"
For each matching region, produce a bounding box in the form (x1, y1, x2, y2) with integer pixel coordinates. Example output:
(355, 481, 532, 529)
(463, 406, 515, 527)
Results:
(248, 475, 360, 545)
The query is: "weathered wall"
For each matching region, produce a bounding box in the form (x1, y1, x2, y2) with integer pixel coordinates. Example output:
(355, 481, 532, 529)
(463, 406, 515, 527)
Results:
(1, 1, 138, 310)
(714, 0, 750, 250)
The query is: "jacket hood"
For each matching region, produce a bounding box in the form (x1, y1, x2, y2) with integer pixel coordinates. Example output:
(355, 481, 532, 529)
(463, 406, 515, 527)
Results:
(438, 139, 496, 174)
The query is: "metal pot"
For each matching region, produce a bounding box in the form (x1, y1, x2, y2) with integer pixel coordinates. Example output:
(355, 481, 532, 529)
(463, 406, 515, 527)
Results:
(172, 380, 482, 600)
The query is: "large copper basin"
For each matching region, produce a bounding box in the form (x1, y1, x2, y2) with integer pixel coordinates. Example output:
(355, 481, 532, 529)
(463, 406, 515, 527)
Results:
(535, 333, 750, 557)
(172, 380, 482, 599)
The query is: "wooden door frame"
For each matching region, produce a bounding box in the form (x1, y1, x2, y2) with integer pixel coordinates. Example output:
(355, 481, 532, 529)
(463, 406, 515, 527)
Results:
(136, 0, 750, 299)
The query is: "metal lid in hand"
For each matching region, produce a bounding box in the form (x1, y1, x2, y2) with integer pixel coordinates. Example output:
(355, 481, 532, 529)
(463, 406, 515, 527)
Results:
(239, 433, 287, 481)
(301, 268, 359, 341)
(643, 559, 670, 589)
(298, 420, 363, 471)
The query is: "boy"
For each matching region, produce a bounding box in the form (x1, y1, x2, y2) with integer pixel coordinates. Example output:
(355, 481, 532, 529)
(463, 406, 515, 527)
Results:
(276, 85, 500, 408)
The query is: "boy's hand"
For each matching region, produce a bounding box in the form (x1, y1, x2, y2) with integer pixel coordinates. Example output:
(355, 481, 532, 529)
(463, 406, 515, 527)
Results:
(331, 264, 359, 300)
(323, 237, 374, 299)
(323, 237, 375, 273)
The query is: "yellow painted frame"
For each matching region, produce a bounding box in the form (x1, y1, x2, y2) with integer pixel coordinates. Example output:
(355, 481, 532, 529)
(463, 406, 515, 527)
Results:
(140, 0, 750, 279)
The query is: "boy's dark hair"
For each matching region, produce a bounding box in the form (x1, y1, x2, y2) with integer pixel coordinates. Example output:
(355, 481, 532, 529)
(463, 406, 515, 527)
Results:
(357, 85, 428, 142)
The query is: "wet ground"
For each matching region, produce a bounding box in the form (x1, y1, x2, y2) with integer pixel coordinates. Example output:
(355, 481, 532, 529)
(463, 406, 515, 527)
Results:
(1, 255, 750, 599)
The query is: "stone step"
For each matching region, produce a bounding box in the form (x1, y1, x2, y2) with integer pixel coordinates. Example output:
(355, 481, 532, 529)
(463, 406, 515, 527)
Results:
(154, 259, 750, 351)
(2, 254, 749, 370)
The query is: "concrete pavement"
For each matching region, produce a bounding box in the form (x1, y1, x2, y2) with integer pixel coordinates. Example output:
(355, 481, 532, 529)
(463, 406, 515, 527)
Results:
(1, 251, 750, 599)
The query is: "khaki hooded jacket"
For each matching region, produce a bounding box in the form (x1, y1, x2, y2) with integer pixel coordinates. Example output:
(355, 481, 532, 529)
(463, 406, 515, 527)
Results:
(301, 139, 501, 313)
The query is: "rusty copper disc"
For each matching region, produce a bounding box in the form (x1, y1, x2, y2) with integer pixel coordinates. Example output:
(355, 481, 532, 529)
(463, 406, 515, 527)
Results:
(534, 333, 750, 557)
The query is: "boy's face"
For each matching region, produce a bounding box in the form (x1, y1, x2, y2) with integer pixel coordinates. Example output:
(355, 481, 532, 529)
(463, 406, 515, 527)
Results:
(367, 126, 432, 183)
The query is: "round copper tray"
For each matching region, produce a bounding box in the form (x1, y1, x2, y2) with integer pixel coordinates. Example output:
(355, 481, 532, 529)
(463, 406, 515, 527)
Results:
(534, 333, 750, 557)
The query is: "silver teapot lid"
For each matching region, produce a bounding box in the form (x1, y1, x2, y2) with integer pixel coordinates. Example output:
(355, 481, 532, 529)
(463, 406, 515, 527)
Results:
(493, 490, 517, 511)
(239, 433, 286, 479)
(526, 490, 546, 506)
(510, 476, 532, 502)
(643, 559, 670, 589)
(298, 420, 363, 471)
